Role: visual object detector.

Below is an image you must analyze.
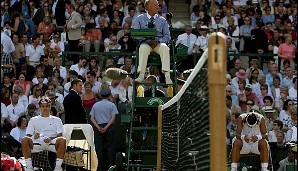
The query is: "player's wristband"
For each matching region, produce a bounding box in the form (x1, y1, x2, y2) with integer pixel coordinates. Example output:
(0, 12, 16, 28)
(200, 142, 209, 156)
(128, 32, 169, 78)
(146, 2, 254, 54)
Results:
(256, 135, 262, 140)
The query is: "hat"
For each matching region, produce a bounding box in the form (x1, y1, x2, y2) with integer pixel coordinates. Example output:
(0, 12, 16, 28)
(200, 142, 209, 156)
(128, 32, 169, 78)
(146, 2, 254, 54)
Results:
(252, 0, 258, 3)
(100, 89, 111, 96)
(226, 74, 231, 80)
(200, 25, 209, 30)
(39, 96, 51, 104)
(46, 91, 58, 99)
(28, 103, 37, 109)
(235, 69, 247, 79)
(264, 106, 275, 113)
(245, 84, 252, 90)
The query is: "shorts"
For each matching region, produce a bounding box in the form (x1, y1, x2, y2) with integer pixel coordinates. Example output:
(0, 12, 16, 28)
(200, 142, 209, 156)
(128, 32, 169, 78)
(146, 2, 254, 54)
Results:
(232, 137, 260, 155)
(31, 137, 58, 153)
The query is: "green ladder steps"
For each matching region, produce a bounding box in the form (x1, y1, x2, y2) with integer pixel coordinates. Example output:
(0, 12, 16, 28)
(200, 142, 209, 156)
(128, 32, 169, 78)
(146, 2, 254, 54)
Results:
(132, 127, 158, 131)
(131, 150, 158, 153)
(134, 97, 171, 108)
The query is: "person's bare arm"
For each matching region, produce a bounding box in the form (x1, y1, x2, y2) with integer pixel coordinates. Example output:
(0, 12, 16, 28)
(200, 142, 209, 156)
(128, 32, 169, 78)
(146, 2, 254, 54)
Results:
(235, 116, 243, 140)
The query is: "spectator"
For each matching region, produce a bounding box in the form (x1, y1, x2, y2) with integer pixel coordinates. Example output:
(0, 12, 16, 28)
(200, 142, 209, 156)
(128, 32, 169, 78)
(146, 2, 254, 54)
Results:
(118, 77, 133, 104)
(258, 84, 274, 108)
(229, 59, 244, 78)
(45, 91, 64, 121)
(226, 85, 239, 106)
(268, 28, 281, 52)
(277, 145, 297, 171)
(282, 66, 296, 88)
(43, 38, 61, 66)
(52, 0, 66, 27)
(1, 44, 14, 76)
(51, 32, 65, 57)
(211, 14, 224, 31)
(263, 22, 274, 41)
(47, 83, 64, 104)
(37, 17, 54, 39)
(81, 81, 97, 109)
(5, 93, 27, 132)
(277, 34, 296, 70)
(11, 33, 25, 70)
(23, 104, 38, 123)
(70, 56, 87, 79)
(285, 105, 297, 142)
(194, 25, 209, 53)
(222, 8, 238, 28)
(31, 73, 48, 96)
(275, 6, 289, 25)
(120, 56, 136, 77)
(1, 73, 13, 93)
(28, 86, 43, 108)
(266, 62, 283, 88)
(288, 77, 297, 104)
(239, 17, 253, 53)
(25, 35, 45, 67)
(104, 35, 121, 52)
(226, 16, 239, 43)
(13, 73, 30, 97)
(1, 87, 11, 106)
(250, 20, 269, 55)
(63, 78, 87, 124)
(35, 56, 54, 79)
(231, 68, 249, 94)
(53, 58, 67, 80)
(32, 67, 49, 86)
(227, 111, 241, 142)
(8, 11, 28, 37)
(246, 59, 264, 79)
(261, 6, 275, 25)
(226, 37, 238, 63)
(1, 102, 9, 127)
(118, 33, 136, 53)
(90, 88, 118, 171)
(32, 1, 52, 26)
(175, 25, 197, 69)
(63, 70, 79, 97)
(65, 3, 83, 63)
(1, 28, 16, 54)
(9, 116, 27, 155)
(109, 80, 121, 103)
(144, 75, 165, 97)
(85, 70, 101, 94)
(271, 75, 284, 99)
(49, 69, 64, 86)
(80, 23, 102, 53)
(238, 84, 260, 112)
(279, 99, 294, 132)
(268, 120, 284, 142)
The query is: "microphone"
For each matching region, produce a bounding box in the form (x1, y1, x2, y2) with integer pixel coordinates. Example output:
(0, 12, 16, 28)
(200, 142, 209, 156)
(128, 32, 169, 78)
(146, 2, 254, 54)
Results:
(166, 12, 173, 20)
(105, 68, 131, 80)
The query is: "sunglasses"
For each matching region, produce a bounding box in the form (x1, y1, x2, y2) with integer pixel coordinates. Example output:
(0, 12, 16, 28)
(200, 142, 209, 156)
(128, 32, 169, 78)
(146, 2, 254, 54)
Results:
(273, 123, 278, 126)
(246, 103, 254, 105)
(245, 88, 251, 91)
(226, 90, 232, 92)
(44, 5, 49, 7)
(261, 88, 267, 90)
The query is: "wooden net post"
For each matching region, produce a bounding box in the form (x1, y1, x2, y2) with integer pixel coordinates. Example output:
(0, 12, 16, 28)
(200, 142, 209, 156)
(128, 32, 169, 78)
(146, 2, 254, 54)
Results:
(208, 32, 227, 171)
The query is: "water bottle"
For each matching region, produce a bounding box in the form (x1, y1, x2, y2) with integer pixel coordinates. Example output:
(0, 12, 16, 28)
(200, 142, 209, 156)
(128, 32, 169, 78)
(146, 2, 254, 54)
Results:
(137, 85, 144, 97)
(151, 85, 155, 97)
(168, 85, 173, 97)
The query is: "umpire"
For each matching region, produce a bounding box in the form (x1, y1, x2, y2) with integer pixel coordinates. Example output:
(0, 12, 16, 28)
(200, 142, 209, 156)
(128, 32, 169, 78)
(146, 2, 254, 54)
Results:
(90, 89, 119, 171)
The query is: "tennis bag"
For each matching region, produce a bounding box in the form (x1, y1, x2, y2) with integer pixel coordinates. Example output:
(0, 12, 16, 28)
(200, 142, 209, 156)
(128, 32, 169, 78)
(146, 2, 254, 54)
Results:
(1, 153, 23, 171)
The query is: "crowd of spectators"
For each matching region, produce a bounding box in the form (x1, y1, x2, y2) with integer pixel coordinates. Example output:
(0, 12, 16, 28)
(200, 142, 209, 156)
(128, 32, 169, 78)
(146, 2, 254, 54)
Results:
(0, 0, 297, 169)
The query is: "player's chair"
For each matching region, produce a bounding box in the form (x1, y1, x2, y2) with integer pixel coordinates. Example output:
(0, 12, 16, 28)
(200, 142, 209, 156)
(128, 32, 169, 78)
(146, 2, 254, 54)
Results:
(63, 124, 98, 170)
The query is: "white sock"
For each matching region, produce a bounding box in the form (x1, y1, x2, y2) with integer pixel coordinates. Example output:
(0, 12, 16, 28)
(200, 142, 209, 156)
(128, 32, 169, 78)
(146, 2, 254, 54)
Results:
(261, 163, 268, 169)
(231, 163, 238, 169)
(25, 158, 33, 169)
(55, 158, 64, 169)
(138, 72, 144, 79)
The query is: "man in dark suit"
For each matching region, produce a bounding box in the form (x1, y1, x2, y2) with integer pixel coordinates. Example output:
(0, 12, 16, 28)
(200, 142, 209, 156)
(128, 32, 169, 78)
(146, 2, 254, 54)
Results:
(144, 75, 165, 97)
(63, 79, 87, 124)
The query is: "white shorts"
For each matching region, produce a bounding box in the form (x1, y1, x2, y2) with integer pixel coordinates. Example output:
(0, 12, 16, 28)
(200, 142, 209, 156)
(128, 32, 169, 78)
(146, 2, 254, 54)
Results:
(31, 137, 58, 153)
(232, 137, 260, 155)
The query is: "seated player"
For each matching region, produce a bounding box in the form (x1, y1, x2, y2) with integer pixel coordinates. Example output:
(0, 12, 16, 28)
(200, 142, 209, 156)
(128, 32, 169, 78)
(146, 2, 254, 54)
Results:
(230, 110, 269, 171)
(21, 96, 66, 171)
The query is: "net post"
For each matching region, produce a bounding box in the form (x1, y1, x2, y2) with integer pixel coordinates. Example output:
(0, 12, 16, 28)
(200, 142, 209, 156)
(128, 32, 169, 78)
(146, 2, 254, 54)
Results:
(208, 32, 227, 171)
(157, 105, 162, 171)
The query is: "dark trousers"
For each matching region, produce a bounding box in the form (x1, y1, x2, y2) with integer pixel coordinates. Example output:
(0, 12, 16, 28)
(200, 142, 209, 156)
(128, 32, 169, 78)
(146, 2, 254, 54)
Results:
(94, 124, 115, 171)
(68, 39, 80, 63)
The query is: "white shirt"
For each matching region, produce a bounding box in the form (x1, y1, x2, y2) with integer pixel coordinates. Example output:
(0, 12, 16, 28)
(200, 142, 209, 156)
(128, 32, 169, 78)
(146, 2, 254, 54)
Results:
(26, 115, 64, 137)
(53, 66, 67, 79)
(195, 35, 209, 52)
(175, 33, 197, 55)
(32, 77, 49, 85)
(18, 95, 29, 109)
(10, 127, 27, 143)
(1, 32, 15, 53)
(7, 103, 26, 122)
(1, 103, 9, 119)
(288, 87, 297, 100)
(109, 85, 121, 97)
(64, 82, 71, 97)
(118, 86, 133, 103)
(55, 93, 64, 104)
(222, 16, 238, 28)
(283, 76, 296, 89)
(50, 41, 64, 56)
(25, 44, 45, 62)
(70, 64, 86, 77)
(231, 77, 250, 94)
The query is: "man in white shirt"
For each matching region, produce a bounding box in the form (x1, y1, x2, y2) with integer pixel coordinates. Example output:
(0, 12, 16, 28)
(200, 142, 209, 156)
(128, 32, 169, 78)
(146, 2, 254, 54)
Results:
(194, 25, 209, 53)
(53, 58, 67, 79)
(282, 66, 296, 89)
(21, 96, 66, 171)
(6, 93, 27, 131)
(1, 29, 15, 53)
(69, 56, 87, 78)
(25, 35, 45, 67)
(84, 71, 101, 94)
